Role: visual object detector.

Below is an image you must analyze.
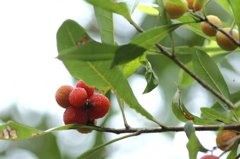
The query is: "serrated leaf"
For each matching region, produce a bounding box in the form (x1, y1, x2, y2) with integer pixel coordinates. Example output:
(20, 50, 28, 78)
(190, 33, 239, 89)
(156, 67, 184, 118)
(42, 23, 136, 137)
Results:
(77, 132, 139, 159)
(230, 0, 240, 39)
(94, 6, 114, 44)
(184, 121, 208, 159)
(142, 59, 158, 94)
(0, 121, 95, 141)
(201, 107, 237, 124)
(57, 20, 163, 126)
(192, 49, 232, 110)
(85, 0, 132, 21)
(137, 4, 159, 15)
(172, 88, 219, 125)
(112, 24, 182, 67)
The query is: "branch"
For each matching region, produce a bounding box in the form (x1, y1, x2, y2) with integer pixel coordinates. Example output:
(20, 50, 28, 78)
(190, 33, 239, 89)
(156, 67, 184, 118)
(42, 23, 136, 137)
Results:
(82, 124, 240, 134)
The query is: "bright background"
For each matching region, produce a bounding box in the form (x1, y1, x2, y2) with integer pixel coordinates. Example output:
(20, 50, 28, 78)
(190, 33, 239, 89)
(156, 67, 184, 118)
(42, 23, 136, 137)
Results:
(0, 0, 239, 159)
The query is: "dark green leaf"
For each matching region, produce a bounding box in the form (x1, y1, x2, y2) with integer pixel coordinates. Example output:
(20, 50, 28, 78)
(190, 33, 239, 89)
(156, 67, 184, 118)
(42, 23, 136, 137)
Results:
(85, 0, 131, 21)
(230, 0, 240, 39)
(201, 107, 237, 124)
(112, 24, 182, 67)
(57, 20, 163, 126)
(172, 88, 219, 125)
(192, 49, 232, 110)
(77, 132, 139, 159)
(142, 59, 158, 94)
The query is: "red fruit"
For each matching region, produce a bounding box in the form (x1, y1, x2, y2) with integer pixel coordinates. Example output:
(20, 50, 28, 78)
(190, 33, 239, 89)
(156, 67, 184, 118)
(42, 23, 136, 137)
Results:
(55, 85, 74, 108)
(63, 106, 88, 125)
(76, 80, 94, 97)
(69, 88, 88, 107)
(87, 94, 110, 119)
(200, 155, 219, 159)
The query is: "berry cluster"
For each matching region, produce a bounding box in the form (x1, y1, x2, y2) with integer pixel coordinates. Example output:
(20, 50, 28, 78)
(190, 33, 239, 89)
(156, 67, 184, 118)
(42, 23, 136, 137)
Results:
(164, 0, 239, 51)
(55, 80, 110, 134)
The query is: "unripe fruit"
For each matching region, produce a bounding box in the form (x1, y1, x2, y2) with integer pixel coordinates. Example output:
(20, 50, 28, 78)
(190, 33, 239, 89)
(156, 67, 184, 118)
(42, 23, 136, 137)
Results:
(216, 130, 238, 151)
(216, 28, 239, 51)
(87, 94, 110, 119)
(69, 88, 88, 107)
(165, 0, 188, 19)
(55, 85, 74, 108)
(186, 0, 205, 11)
(77, 119, 97, 134)
(200, 15, 223, 37)
(63, 106, 88, 125)
(200, 155, 219, 159)
(76, 80, 94, 97)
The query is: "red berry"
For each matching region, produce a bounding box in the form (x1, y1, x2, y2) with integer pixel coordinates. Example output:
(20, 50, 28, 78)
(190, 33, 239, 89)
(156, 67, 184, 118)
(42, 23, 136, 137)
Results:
(87, 94, 110, 119)
(69, 88, 88, 107)
(63, 106, 88, 125)
(76, 80, 94, 97)
(200, 155, 219, 159)
(55, 85, 74, 108)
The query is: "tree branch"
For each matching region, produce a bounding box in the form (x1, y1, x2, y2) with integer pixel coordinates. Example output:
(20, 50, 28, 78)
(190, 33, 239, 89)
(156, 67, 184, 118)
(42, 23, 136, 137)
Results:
(81, 124, 240, 134)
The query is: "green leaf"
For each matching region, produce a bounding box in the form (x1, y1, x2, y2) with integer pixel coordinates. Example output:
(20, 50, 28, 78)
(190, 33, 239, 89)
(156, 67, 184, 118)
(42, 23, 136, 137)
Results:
(201, 107, 237, 124)
(184, 121, 208, 159)
(142, 59, 158, 94)
(192, 49, 232, 110)
(94, 6, 114, 44)
(125, 0, 140, 14)
(57, 20, 163, 126)
(179, 62, 195, 87)
(172, 88, 219, 125)
(137, 4, 159, 15)
(156, 0, 171, 25)
(85, 0, 132, 21)
(0, 120, 96, 141)
(112, 23, 182, 67)
(215, 0, 233, 16)
(57, 41, 118, 61)
(226, 146, 238, 159)
(123, 54, 145, 78)
(77, 132, 139, 159)
(230, 0, 240, 39)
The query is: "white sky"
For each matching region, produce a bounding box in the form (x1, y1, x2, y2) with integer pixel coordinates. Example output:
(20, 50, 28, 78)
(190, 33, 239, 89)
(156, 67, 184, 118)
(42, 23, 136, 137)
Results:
(0, 0, 231, 159)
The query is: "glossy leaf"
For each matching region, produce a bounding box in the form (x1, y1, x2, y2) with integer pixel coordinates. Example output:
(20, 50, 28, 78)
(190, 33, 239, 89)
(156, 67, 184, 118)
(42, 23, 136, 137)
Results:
(137, 4, 159, 15)
(77, 132, 139, 159)
(112, 23, 182, 67)
(201, 107, 237, 124)
(172, 88, 219, 125)
(192, 49, 232, 110)
(184, 121, 208, 159)
(230, 0, 240, 38)
(85, 0, 132, 21)
(142, 59, 158, 94)
(57, 20, 163, 126)
(94, 6, 114, 44)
